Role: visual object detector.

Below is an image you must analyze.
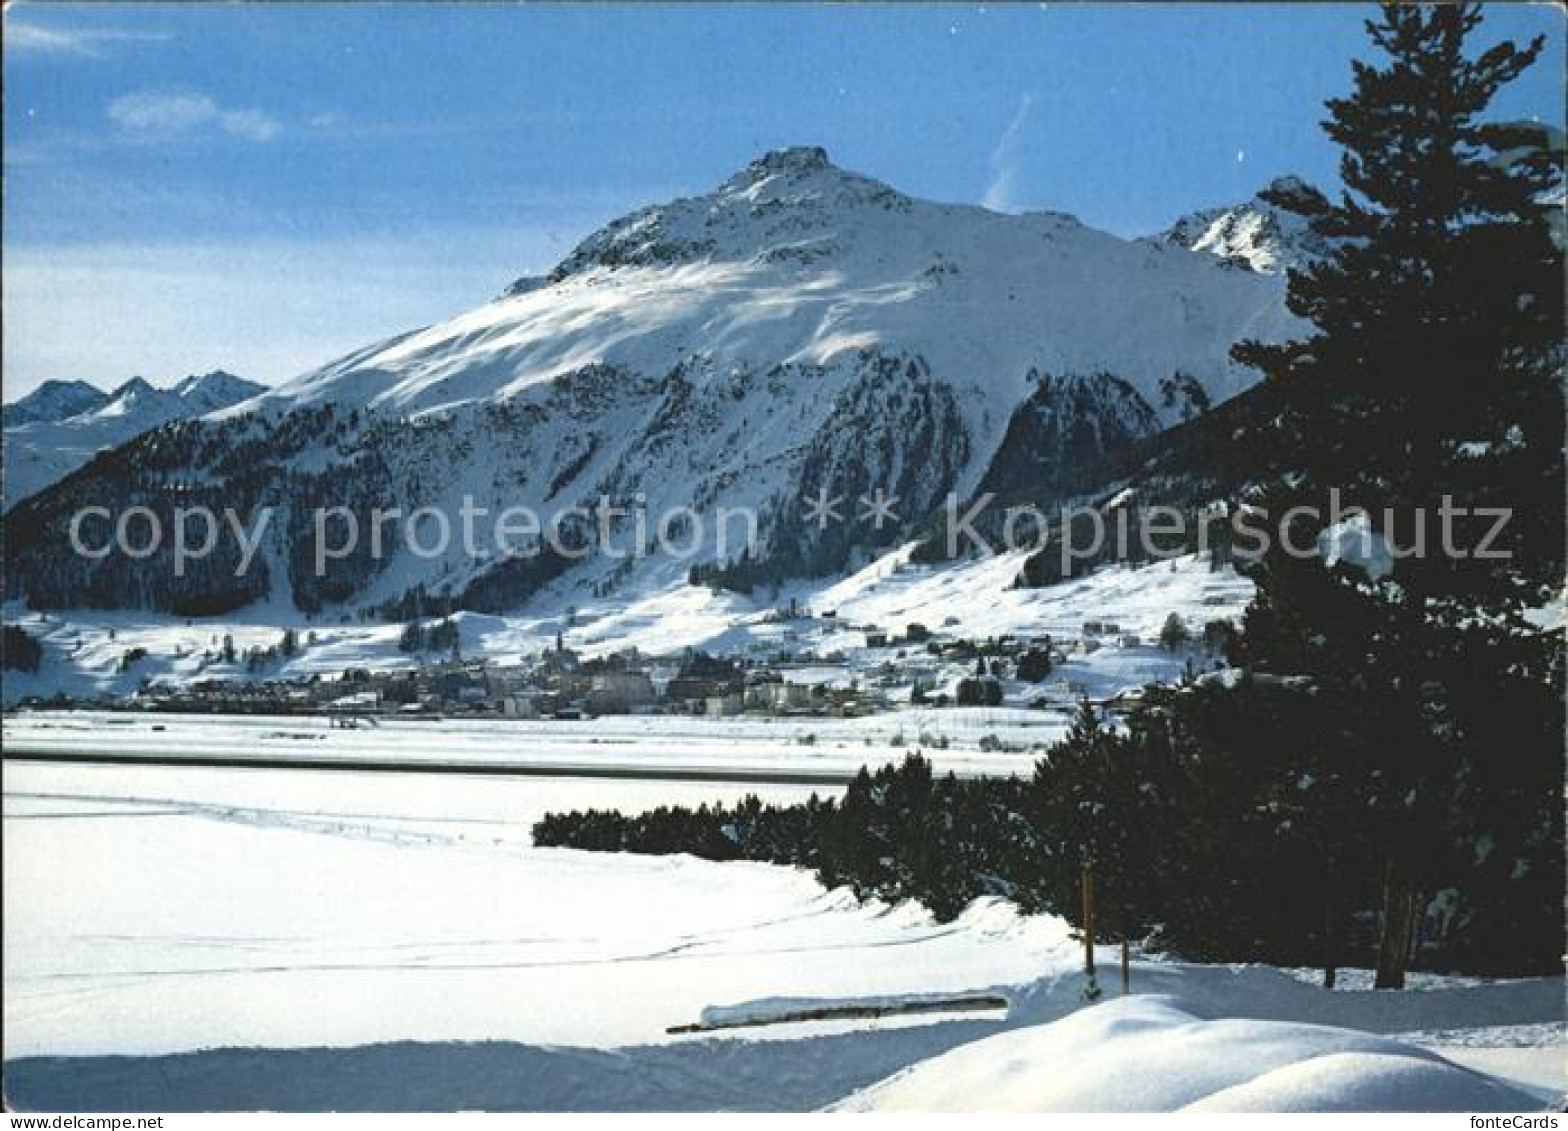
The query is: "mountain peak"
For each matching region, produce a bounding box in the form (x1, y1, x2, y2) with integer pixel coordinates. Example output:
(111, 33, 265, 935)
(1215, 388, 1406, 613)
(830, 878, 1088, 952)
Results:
(716, 145, 871, 199)
(174, 369, 233, 394)
(1, 379, 110, 427)
(1149, 177, 1329, 275)
(172, 370, 263, 405)
(538, 146, 909, 284)
(109, 376, 156, 400)
(27, 378, 101, 399)
(743, 145, 833, 177)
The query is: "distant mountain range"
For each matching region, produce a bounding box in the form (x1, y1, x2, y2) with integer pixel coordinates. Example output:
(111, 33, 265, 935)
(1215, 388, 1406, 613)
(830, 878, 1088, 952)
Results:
(3, 371, 264, 506)
(7, 148, 1310, 615)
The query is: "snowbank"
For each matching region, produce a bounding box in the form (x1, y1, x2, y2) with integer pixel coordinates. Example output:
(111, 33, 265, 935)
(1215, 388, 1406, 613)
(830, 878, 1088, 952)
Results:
(836, 995, 1544, 1112)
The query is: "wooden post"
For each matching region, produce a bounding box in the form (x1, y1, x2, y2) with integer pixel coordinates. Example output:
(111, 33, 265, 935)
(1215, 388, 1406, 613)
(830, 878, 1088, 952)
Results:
(1121, 937, 1131, 994)
(1081, 865, 1100, 1000)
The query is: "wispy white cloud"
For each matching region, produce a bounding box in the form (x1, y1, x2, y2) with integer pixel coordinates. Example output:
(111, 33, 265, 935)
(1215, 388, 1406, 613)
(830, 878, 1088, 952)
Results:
(982, 93, 1036, 213)
(108, 92, 281, 142)
(108, 92, 216, 132)
(217, 108, 283, 142)
(7, 21, 94, 55)
(6, 20, 170, 58)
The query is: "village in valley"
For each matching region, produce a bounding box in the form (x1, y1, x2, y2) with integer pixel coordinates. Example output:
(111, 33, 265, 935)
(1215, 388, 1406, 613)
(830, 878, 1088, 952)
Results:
(11, 597, 1235, 727)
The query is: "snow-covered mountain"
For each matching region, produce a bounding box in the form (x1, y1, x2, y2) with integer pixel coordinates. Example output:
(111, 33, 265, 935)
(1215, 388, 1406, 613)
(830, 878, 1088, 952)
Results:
(8, 148, 1301, 615)
(1147, 175, 1331, 275)
(168, 370, 266, 414)
(246, 148, 1293, 422)
(3, 371, 263, 506)
(3, 379, 113, 427)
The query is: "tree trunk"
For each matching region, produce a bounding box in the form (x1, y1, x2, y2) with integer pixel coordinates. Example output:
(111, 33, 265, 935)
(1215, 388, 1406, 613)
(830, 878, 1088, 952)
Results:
(1080, 866, 1101, 1000)
(1081, 866, 1097, 978)
(1323, 886, 1337, 990)
(1374, 857, 1417, 989)
(1120, 937, 1131, 994)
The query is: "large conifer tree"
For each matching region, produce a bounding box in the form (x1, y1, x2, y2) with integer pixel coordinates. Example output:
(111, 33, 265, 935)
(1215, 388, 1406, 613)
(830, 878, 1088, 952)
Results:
(1233, 4, 1562, 988)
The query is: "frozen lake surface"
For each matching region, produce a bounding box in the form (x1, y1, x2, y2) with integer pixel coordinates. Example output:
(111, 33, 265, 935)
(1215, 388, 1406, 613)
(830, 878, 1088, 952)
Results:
(4, 752, 1561, 1111)
(1, 708, 1056, 781)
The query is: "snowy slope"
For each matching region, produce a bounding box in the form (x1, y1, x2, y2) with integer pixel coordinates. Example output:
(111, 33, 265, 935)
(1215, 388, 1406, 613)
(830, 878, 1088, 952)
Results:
(3, 371, 262, 506)
(8, 148, 1301, 615)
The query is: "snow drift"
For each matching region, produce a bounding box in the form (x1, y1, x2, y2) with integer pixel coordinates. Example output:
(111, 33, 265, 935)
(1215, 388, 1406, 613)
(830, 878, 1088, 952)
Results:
(837, 995, 1545, 1112)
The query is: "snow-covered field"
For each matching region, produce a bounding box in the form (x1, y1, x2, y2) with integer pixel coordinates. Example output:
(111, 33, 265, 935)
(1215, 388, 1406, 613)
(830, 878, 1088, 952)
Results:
(3, 759, 1562, 1112)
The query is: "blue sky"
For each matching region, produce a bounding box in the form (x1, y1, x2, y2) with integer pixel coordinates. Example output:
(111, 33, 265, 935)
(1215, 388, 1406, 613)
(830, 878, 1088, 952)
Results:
(4, 2, 1563, 397)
